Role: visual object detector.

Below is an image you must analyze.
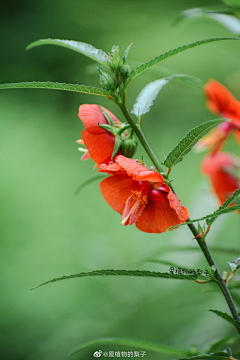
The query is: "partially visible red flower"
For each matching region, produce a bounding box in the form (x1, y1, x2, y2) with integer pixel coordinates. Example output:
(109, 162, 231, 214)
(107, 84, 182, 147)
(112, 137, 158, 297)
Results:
(78, 104, 121, 165)
(201, 152, 240, 205)
(98, 155, 189, 233)
(196, 80, 240, 154)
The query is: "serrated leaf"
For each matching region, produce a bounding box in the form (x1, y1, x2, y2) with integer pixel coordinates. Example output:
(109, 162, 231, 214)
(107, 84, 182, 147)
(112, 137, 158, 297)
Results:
(168, 204, 240, 230)
(30, 269, 198, 290)
(0, 81, 111, 96)
(131, 75, 202, 118)
(163, 119, 225, 169)
(68, 337, 188, 358)
(209, 309, 240, 331)
(131, 78, 169, 117)
(123, 43, 133, 59)
(74, 173, 108, 196)
(27, 38, 110, 67)
(129, 37, 240, 79)
(206, 188, 240, 226)
(178, 352, 231, 360)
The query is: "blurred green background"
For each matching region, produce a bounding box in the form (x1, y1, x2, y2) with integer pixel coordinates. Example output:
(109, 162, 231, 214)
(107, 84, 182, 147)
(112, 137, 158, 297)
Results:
(1, 0, 240, 359)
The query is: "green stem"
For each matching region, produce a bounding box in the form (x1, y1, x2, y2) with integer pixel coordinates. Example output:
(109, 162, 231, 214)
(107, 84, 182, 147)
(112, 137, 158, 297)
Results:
(117, 98, 240, 327)
(118, 99, 164, 173)
(197, 236, 240, 326)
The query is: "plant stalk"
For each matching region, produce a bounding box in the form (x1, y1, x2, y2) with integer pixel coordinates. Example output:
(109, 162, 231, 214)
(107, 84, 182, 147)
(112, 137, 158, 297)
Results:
(118, 98, 240, 328)
(118, 99, 164, 173)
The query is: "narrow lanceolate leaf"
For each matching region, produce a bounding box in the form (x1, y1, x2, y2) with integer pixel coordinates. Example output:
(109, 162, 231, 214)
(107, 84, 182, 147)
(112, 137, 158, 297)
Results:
(0, 81, 111, 96)
(163, 119, 224, 169)
(75, 173, 108, 196)
(129, 37, 240, 79)
(69, 337, 188, 357)
(209, 309, 240, 331)
(30, 269, 198, 290)
(131, 75, 203, 118)
(27, 38, 110, 67)
(208, 13, 240, 34)
(131, 78, 169, 117)
(168, 204, 240, 230)
(206, 188, 240, 225)
(178, 352, 231, 360)
(204, 335, 240, 353)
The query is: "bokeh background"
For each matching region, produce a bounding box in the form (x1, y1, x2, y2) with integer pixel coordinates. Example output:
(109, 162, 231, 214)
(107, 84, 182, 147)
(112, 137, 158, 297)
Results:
(1, 0, 240, 359)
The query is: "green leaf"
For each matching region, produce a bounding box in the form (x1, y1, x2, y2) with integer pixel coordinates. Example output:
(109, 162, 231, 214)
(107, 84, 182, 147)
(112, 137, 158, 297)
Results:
(129, 37, 240, 79)
(209, 309, 240, 331)
(68, 337, 189, 358)
(27, 38, 110, 67)
(178, 352, 231, 360)
(204, 335, 239, 353)
(131, 78, 169, 117)
(0, 81, 111, 96)
(74, 173, 108, 196)
(206, 188, 240, 226)
(123, 43, 133, 59)
(206, 13, 240, 34)
(163, 119, 225, 169)
(168, 204, 240, 230)
(30, 269, 198, 290)
(131, 75, 202, 118)
(176, 7, 240, 34)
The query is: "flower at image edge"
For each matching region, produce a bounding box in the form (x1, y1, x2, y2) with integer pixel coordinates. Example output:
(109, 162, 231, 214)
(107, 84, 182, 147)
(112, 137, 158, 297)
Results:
(98, 155, 189, 233)
(78, 104, 121, 165)
(196, 79, 240, 154)
(201, 152, 240, 206)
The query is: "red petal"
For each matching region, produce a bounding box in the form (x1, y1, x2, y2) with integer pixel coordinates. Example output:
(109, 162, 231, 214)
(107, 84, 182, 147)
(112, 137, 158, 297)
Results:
(115, 155, 164, 183)
(204, 80, 240, 122)
(167, 190, 189, 223)
(202, 153, 240, 205)
(82, 129, 114, 164)
(98, 162, 124, 175)
(135, 190, 187, 233)
(100, 175, 140, 214)
(78, 104, 120, 135)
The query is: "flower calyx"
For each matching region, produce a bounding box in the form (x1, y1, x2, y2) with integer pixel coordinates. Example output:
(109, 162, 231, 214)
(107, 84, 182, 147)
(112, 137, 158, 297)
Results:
(98, 121, 138, 160)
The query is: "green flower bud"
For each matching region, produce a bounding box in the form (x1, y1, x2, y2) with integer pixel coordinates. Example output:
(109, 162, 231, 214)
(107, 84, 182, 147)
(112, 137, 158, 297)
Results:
(119, 64, 131, 78)
(121, 137, 138, 158)
(98, 67, 118, 91)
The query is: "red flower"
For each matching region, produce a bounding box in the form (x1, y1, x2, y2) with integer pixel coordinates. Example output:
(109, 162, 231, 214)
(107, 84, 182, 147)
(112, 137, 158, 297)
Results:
(201, 152, 240, 205)
(196, 80, 240, 154)
(78, 104, 121, 165)
(98, 155, 189, 233)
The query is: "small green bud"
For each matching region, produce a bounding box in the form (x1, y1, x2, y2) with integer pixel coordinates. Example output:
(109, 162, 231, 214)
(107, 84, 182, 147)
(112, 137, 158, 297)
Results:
(119, 64, 131, 78)
(121, 137, 138, 158)
(98, 67, 118, 91)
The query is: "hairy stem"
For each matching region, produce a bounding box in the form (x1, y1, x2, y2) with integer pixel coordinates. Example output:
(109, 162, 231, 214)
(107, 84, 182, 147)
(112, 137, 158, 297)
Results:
(197, 235, 240, 326)
(118, 98, 240, 327)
